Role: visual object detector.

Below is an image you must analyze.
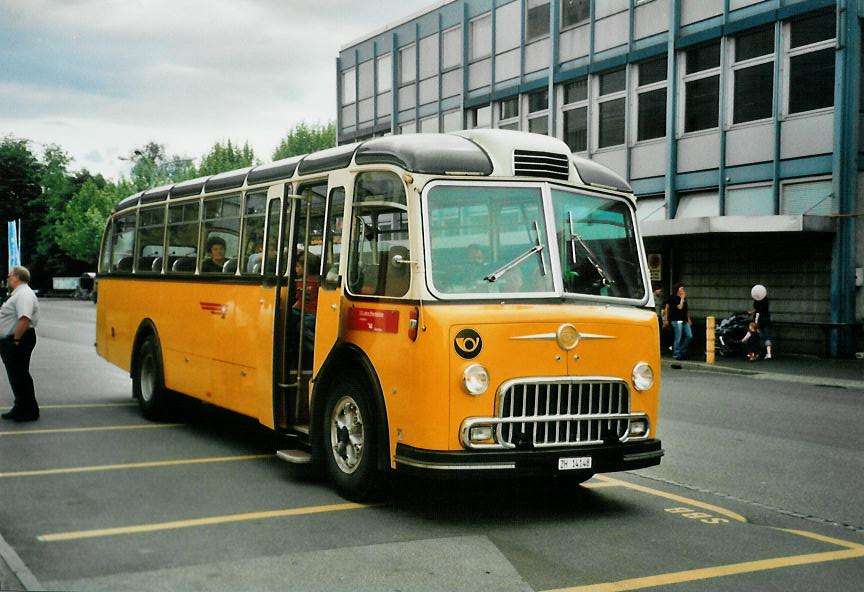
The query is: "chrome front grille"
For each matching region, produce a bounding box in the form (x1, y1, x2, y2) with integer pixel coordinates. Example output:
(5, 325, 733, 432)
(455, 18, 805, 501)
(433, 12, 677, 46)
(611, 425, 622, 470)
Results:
(498, 379, 630, 448)
(513, 150, 570, 180)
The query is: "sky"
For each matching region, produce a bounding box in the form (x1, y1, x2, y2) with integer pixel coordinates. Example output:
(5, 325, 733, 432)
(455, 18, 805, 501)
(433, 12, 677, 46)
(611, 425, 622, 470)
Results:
(0, 0, 432, 180)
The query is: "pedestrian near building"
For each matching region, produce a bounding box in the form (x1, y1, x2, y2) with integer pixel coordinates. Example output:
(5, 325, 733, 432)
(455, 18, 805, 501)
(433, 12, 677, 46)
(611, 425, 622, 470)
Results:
(752, 284, 773, 360)
(663, 282, 692, 360)
(1, 266, 40, 422)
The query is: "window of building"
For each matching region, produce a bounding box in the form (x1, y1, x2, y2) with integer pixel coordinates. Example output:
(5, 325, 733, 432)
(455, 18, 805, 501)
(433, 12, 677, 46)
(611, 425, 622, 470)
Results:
(528, 88, 549, 134)
(781, 178, 832, 215)
(376, 54, 392, 94)
(442, 110, 462, 132)
(341, 68, 356, 105)
(597, 68, 626, 148)
(636, 55, 667, 141)
(682, 41, 720, 132)
(498, 96, 520, 130)
(527, 0, 551, 41)
(470, 14, 492, 60)
(358, 59, 374, 101)
(561, 0, 590, 29)
(786, 12, 836, 115)
(562, 78, 588, 152)
(399, 44, 416, 85)
(420, 116, 439, 133)
(469, 105, 492, 128)
(732, 27, 774, 124)
(400, 121, 416, 134)
(442, 26, 462, 70)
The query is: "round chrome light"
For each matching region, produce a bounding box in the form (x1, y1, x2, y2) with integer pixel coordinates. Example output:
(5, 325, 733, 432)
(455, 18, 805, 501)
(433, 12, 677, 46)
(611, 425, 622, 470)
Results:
(556, 323, 581, 350)
(632, 362, 654, 392)
(462, 364, 489, 396)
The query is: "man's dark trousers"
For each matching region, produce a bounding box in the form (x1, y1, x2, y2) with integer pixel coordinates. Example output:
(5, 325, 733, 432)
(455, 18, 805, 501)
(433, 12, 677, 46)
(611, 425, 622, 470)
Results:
(0, 329, 37, 416)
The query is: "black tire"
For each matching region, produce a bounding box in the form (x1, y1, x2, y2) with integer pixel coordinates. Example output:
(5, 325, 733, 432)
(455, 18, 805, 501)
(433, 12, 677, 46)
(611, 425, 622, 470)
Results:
(321, 374, 386, 502)
(133, 336, 169, 420)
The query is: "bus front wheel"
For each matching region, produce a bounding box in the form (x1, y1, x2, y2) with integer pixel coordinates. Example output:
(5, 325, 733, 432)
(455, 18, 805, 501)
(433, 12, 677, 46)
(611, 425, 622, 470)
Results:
(134, 336, 169, 420)
(322, 376, 385, 501)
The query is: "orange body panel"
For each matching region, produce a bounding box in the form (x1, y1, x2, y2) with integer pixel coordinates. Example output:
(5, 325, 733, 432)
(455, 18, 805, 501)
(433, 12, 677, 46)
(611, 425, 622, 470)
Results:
(96, 277, 277, 427)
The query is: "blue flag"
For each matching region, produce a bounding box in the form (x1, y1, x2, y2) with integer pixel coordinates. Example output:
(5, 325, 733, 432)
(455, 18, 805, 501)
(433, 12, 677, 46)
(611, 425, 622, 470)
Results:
(7, 220, 20, 269)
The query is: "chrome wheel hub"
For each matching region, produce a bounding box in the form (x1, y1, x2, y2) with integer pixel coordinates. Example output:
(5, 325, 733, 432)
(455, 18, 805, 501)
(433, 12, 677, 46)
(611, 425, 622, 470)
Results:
(330, 396, 364, 474)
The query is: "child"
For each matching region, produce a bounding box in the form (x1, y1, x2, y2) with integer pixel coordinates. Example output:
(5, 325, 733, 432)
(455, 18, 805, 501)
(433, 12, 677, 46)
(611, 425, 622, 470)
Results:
(741, 321, 761, 361)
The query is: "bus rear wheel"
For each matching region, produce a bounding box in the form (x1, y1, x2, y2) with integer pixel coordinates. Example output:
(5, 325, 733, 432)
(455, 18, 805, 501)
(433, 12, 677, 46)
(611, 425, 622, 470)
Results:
(134, 336, 169, 420)
(322, 376, 386, 501)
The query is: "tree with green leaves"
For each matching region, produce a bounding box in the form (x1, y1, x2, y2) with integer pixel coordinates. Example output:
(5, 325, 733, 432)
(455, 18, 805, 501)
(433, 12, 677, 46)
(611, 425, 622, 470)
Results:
(0, 136, 44, 274)
(272, 121, 335, 160)
(197, 139, 257, 176)
(126, 141, 195, 190)
(55, 178, 133, 265)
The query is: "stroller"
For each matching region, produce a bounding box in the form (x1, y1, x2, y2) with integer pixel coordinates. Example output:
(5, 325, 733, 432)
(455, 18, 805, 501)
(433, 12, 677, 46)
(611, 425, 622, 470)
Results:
(715, 312, 752, 357)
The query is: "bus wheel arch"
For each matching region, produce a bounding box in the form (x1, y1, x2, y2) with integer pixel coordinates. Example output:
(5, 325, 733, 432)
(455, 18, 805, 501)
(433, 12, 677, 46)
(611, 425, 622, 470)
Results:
(311, 344, 390, 500)
(130, 320, 169, 420)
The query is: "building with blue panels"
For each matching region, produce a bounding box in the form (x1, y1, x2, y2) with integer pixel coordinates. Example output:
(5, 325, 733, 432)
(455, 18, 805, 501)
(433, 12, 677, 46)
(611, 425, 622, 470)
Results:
(336, 0, 861, 357)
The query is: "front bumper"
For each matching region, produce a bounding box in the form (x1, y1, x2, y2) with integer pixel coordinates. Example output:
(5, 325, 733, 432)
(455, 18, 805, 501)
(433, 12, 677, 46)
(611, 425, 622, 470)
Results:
(394, 438, 663, 476)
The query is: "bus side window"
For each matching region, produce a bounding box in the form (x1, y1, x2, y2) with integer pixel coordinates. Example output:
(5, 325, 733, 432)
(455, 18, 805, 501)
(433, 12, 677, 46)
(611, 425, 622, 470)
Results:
(241, 191, 267, 275)
(110, 214, 137, 272)
(135, 206, 166, 273)
(322, 187, 345, 290)
(264, 199, 281, 275)
(166, 202, 200, 274)
(347, 172, 410, 298)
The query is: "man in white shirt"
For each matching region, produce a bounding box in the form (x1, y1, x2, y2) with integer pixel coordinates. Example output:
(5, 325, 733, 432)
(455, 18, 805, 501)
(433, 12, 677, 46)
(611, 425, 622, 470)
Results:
(1, 266, 40, 421)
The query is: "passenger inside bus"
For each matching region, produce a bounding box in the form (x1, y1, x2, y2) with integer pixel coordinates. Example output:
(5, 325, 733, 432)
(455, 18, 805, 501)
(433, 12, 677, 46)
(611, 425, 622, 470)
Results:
(292, 251, 320, 358)
(201, 236, 228, 273)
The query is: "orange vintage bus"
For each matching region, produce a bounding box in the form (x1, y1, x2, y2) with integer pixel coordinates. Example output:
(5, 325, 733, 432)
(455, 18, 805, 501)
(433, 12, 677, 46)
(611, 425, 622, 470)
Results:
(96, 130, 663, 500)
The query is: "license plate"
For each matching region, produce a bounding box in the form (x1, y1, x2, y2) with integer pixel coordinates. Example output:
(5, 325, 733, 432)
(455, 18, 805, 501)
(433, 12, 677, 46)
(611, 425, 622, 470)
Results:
(558, 456, 592, 471)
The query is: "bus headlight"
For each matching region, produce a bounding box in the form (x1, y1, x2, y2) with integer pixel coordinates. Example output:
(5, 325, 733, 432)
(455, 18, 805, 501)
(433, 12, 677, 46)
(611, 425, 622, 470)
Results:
(462, 364, 489, 396)
(632, 362, 654, 391)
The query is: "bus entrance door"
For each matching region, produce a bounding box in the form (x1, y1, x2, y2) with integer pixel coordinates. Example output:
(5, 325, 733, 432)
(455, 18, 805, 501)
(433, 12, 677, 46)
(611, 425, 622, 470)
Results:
(275, 183, 327, 437)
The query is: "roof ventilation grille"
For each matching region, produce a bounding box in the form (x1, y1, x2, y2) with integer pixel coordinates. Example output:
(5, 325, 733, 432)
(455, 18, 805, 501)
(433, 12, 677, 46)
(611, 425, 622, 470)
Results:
(513, 149, 570, 181)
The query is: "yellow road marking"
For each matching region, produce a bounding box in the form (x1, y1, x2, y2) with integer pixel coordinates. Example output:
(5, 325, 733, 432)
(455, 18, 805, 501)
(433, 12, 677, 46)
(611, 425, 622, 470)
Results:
(544, 476, 864, 591)
(38, 502, 371, 542)
(0, 424, 181, 437)
(0, 454, 271, 478)
(582, 480, 620, 489)
(775, 528, 864, 551)
(594, 475, 748, 523)
(545, 547, 864, 591)
(39, 403, 136, 409)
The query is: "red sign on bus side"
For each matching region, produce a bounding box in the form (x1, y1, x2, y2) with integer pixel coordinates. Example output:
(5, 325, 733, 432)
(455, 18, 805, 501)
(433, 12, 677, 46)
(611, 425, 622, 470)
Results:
(348, 308, 399, 333)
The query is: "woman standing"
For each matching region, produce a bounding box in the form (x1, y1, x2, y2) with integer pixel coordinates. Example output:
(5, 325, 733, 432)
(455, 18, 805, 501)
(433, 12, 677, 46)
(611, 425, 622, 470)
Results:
(663, 283, 692, 360)
(752, 284, 772, 360)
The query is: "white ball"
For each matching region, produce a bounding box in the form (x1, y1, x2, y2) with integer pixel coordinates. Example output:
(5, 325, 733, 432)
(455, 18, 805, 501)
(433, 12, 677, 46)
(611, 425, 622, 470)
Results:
(751, 284, 767, 301)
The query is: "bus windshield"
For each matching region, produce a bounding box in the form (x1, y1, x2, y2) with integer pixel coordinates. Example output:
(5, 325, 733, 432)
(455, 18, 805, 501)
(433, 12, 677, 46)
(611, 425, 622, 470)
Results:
(551, 188, 645, 300)
(425, 183, 645, 300)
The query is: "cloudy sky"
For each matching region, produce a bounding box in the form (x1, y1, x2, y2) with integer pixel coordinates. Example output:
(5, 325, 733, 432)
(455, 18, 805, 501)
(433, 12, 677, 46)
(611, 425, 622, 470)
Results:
(0, 0, 431, 180)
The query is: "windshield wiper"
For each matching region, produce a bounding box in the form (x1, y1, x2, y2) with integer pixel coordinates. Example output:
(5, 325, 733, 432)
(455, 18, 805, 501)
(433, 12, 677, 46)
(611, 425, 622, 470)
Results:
(568, 211, 613, 288)
(484, 221, 547, 283)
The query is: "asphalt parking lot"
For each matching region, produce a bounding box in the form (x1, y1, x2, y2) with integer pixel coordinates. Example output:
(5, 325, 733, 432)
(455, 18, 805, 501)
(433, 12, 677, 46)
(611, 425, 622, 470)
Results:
(1, 300, 863, 591)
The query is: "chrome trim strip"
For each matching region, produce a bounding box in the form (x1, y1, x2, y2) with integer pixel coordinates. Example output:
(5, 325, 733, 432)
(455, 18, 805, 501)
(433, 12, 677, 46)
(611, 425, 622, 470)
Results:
(623, 449, 665, 462)
(509, 333, 556, 341)
(395, 456, 516, 471)
(508, 332, 616, 341)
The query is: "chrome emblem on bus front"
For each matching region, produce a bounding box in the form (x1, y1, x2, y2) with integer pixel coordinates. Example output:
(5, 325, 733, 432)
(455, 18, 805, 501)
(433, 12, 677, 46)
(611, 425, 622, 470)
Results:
(510, 325, 616, 351)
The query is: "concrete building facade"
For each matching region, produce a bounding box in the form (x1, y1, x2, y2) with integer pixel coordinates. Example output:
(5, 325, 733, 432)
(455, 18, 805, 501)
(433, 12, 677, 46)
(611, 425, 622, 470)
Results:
(336, 0, 862, 357)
